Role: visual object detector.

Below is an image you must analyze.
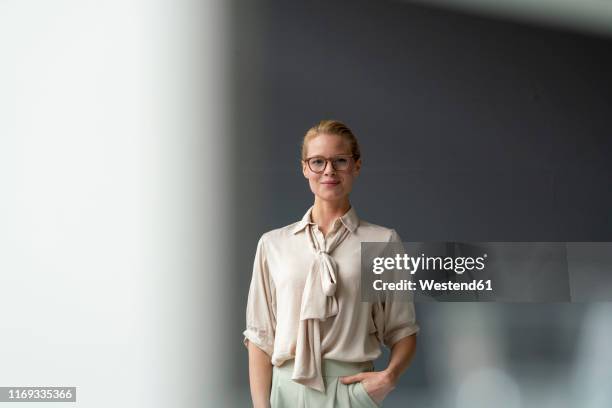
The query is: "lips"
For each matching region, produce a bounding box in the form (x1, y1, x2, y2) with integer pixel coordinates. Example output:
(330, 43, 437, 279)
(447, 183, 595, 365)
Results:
(321, 180, 340, 185)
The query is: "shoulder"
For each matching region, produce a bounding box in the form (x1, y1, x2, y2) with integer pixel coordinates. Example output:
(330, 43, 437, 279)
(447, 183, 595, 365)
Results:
(258, 220, 302, 245)
(355, 219, 401, 242)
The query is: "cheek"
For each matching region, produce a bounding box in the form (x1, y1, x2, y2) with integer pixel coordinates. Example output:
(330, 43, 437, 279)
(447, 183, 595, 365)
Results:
(341, 177, 356, 194)
(342, 175, 354, 187)
(307, 175, 320, 190)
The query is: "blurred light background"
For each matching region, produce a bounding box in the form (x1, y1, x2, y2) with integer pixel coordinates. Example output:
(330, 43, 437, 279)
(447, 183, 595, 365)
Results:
(1, 0, 611, 407)
(1, 0, 228, 407)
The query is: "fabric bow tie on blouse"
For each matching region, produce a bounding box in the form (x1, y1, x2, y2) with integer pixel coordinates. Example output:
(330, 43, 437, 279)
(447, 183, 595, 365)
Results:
(291, 224, 351, 392)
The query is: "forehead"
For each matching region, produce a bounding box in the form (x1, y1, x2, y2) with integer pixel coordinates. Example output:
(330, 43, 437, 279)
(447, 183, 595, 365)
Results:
(306, 133, 351, 156)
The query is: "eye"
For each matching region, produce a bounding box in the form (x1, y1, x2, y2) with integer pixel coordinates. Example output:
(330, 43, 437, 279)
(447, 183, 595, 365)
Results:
(311, 158, 325, 166)
(334, 158, 348, 165)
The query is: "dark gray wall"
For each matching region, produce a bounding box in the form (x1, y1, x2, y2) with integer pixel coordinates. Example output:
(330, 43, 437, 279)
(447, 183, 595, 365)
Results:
(228, 0, 611, 405)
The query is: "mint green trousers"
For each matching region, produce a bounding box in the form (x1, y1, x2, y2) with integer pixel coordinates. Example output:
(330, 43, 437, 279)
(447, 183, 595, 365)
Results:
(271, 360, 381, 408)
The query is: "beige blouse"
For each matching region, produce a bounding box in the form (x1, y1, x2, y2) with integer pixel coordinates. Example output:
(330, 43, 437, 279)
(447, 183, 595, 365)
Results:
(243, 206, 419, 392)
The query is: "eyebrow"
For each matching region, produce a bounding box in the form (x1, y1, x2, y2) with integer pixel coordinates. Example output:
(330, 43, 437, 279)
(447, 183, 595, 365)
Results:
(309, 154, 353, 157)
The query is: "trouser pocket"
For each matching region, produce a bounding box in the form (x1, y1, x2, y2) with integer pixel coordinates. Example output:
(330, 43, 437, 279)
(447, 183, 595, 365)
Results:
(354, 382, 380, 408)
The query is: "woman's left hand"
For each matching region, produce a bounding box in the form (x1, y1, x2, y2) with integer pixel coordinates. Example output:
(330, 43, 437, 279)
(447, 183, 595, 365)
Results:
(340, 370, 397, 404)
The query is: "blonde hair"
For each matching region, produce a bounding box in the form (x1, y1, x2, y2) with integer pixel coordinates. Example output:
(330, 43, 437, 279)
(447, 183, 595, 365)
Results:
(301, 120, 361, 160)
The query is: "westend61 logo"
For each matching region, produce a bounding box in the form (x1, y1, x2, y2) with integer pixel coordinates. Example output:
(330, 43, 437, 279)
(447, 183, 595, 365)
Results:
(372, 253, 488, 275)
(362, 242, 596, 301)
(369, 252, 492, 295)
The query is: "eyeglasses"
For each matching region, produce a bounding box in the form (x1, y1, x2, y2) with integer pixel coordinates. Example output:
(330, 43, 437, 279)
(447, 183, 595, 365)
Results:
(304, 155, 355, 173)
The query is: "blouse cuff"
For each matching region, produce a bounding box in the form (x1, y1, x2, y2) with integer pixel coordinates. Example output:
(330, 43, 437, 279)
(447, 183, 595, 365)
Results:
(243, 327, 274, 357)
(384, 324, 420, 348)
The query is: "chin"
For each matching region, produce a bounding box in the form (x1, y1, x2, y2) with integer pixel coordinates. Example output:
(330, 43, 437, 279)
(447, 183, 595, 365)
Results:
(316, 191, 348, 202)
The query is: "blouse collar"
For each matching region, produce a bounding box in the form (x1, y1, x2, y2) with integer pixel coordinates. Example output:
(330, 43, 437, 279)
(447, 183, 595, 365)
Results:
(291, 205, 360, 235)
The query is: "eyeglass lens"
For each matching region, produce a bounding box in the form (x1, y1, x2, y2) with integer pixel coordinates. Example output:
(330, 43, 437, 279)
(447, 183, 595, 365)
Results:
(308, 157, 351, 172)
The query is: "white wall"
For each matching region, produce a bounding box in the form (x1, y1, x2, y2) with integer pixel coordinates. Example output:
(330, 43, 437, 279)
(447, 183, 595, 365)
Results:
(0, 1, 228, 406)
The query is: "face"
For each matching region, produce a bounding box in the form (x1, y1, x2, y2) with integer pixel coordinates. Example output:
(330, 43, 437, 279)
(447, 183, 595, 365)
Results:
(302, 133, 361, 203)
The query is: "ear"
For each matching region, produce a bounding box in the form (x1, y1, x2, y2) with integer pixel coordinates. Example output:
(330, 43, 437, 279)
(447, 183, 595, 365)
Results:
(302, 160, 309, 179)
(354, 158, 362, 176)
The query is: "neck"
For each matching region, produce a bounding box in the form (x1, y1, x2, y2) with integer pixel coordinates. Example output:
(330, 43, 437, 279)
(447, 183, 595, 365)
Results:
(311, 197, 351, 235)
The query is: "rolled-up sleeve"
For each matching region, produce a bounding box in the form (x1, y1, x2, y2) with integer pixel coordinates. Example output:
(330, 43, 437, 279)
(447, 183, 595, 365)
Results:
(243, 235, 277, 357)
(373, 229, 420, 348)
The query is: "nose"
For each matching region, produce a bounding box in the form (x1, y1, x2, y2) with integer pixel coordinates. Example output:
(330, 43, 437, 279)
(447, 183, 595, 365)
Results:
(323, 159, 336, 176)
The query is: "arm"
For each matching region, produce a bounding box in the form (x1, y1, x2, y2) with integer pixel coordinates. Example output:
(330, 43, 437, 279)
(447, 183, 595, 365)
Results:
(342, 230, 419, 402)
(383, 334, 417, 384)
(243, 236, 276, 407)
(247, 341, 273, 408)
(379, 228, 418, 382)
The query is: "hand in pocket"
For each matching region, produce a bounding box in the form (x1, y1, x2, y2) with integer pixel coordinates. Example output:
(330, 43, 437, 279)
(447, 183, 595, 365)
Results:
(341, 371, 396, 405)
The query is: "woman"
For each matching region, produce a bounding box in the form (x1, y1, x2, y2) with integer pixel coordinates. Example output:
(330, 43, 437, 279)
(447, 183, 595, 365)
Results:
(243, 120, 419, 407)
